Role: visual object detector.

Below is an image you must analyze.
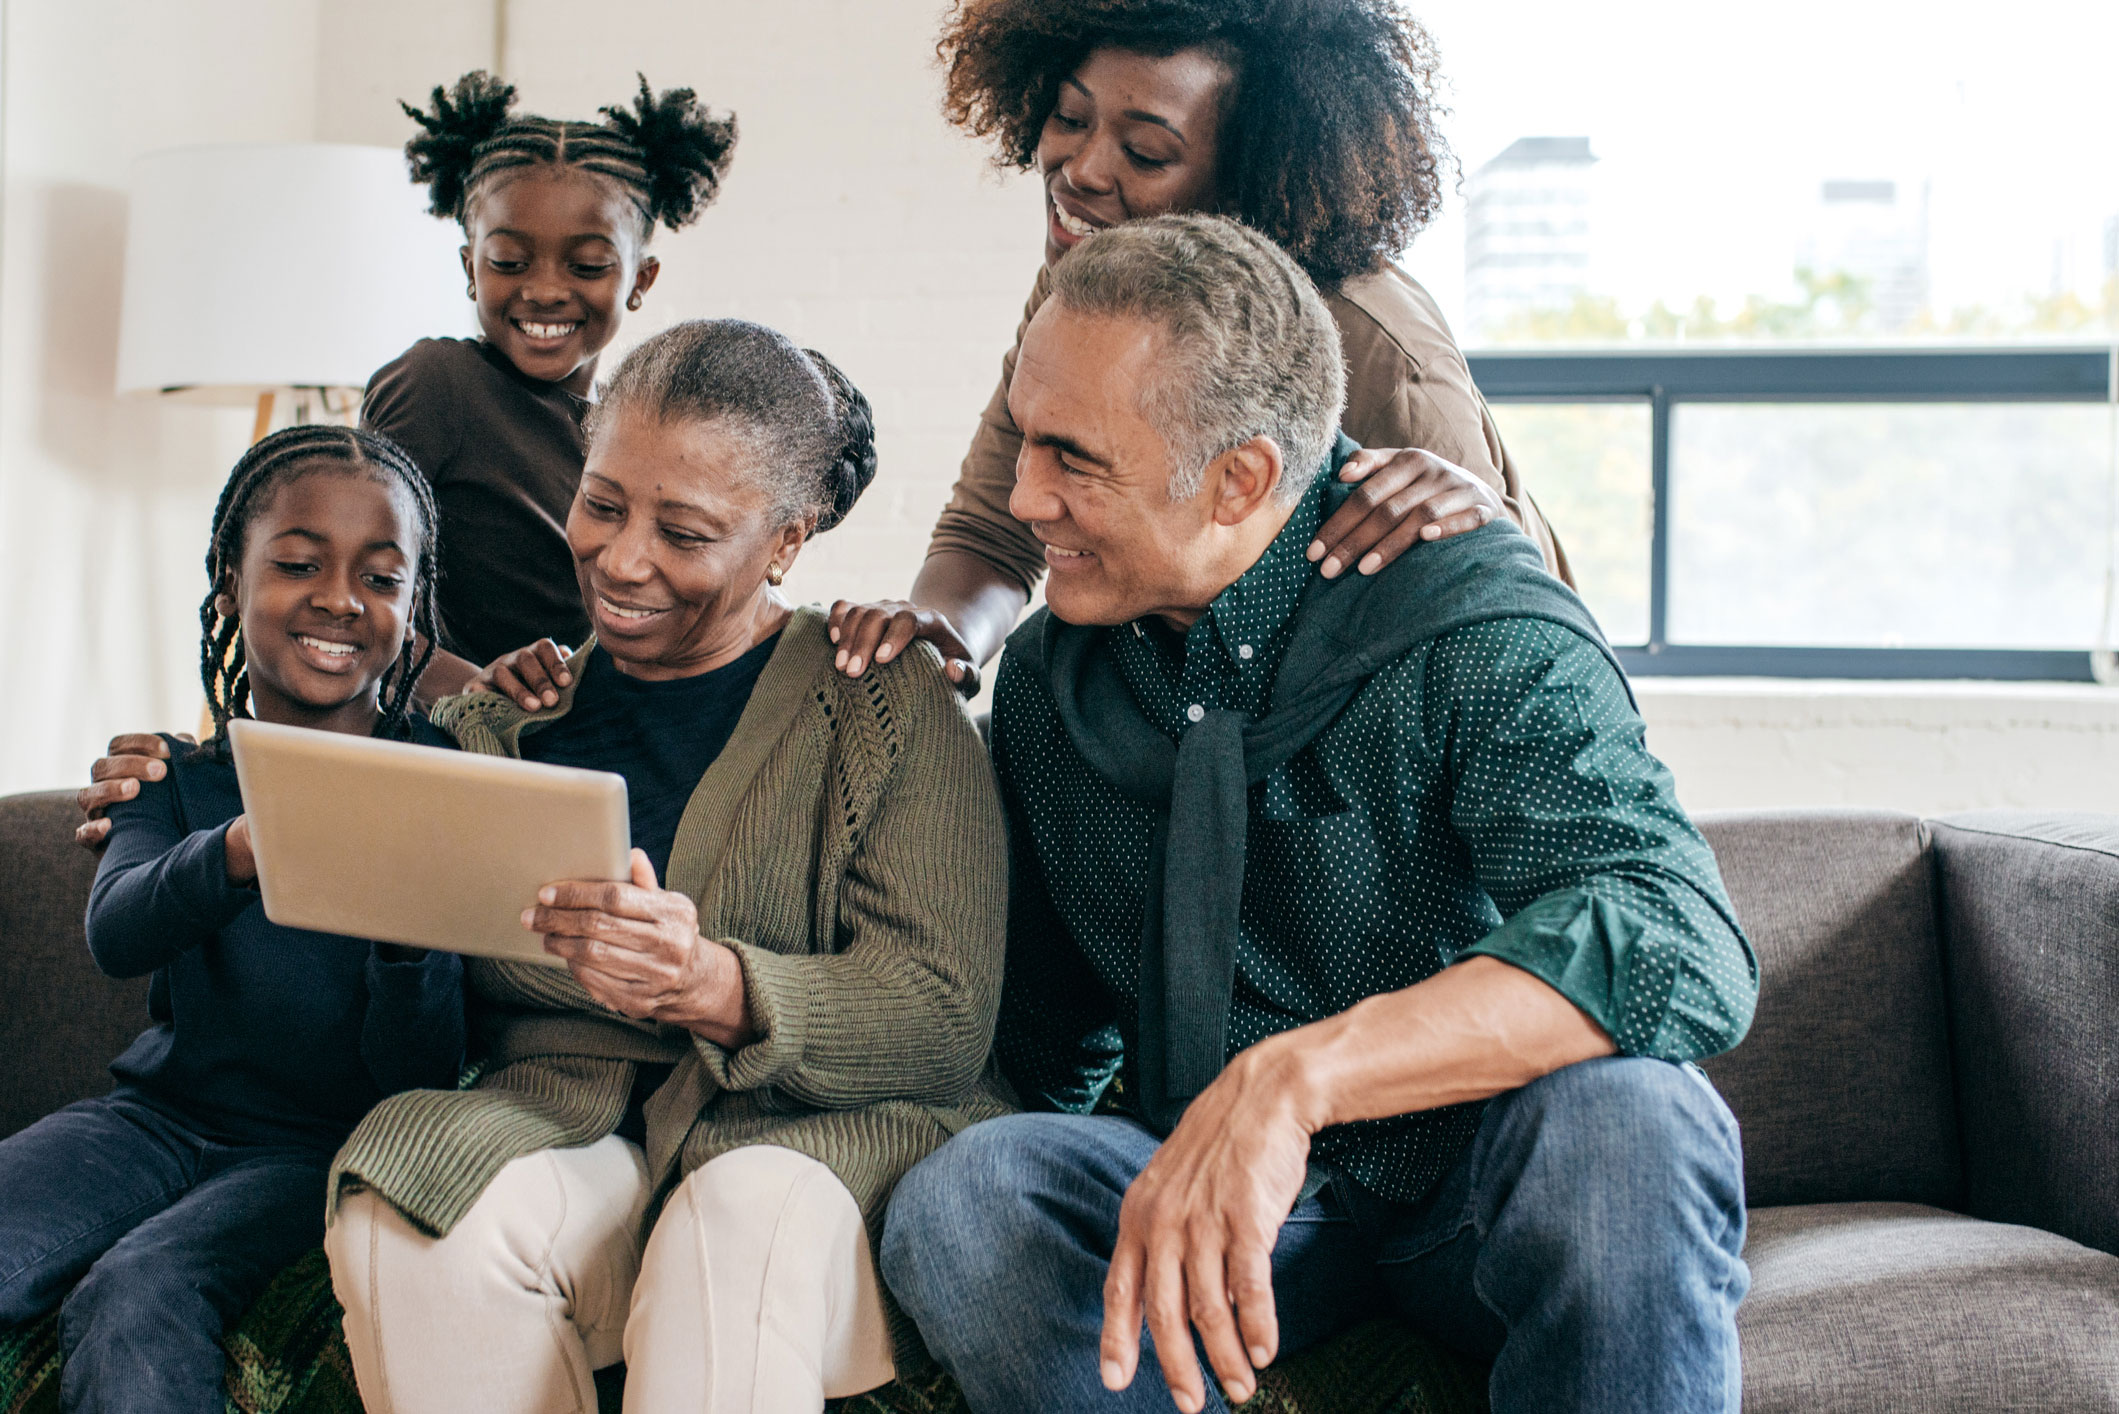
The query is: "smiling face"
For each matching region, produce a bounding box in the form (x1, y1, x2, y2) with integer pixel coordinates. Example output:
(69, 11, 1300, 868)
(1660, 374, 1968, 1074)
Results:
(221, 468, 419, 736)
(1037, 45, 1233, 268)
(461, 166, 661, 396)
(1006, 300, 1290, 628)
(569, 410, 808, 680)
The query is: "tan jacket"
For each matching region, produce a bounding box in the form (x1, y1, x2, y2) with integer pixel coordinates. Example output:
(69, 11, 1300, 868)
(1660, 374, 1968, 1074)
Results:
(928, 262, 1571, 588)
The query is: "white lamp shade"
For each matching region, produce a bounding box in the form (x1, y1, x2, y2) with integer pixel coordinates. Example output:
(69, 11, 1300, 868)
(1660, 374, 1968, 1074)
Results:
(116, 143, 472, 400)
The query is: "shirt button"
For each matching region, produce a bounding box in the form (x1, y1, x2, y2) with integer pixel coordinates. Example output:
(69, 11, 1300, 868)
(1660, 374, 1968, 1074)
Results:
(1186, 703, 1206, 723)
(1237, 644, 1254, 661)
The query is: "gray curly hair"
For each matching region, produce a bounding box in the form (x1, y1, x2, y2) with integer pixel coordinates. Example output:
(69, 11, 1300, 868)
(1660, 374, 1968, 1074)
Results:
(1047, 213, 1346, 503)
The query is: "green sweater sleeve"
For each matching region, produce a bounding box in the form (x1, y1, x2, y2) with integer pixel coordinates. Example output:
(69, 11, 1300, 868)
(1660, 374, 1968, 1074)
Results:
(694, 652, 1010, 1107)
(1426, 620, 1758, 1061)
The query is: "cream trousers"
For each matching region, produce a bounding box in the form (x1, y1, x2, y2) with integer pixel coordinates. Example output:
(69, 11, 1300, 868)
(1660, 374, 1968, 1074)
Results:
(325, 1138, 895, 1414)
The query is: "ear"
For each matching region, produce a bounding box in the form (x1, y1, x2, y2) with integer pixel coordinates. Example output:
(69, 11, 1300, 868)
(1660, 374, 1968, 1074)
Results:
(632, 254, 662, 300)
(1207, 436, 1284, 528)
(460, 243, 475, 290)
(770, 513, 817, 578)
(213, 573, 238, 621)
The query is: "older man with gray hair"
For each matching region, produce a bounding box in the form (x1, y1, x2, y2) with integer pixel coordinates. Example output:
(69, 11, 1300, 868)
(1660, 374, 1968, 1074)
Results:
(881, 214, 1759, 1414)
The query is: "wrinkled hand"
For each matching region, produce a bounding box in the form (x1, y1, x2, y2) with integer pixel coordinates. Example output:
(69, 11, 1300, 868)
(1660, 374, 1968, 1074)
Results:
(1101, 1044, 1315, 1412)
(75, 733, 189, 852)
(471, 639, 573, 712)
(523, 850, 752, 1044)
(1307, 448, 1505, 579)
(826, 599, 979, 696)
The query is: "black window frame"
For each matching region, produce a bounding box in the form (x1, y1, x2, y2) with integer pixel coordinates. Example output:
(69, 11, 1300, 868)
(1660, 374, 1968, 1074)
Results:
(1466, 346, 2116, 681)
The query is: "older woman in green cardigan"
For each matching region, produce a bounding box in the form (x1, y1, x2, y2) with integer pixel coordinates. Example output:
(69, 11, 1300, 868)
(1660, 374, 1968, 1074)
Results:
(320, 320, 1010, 1414)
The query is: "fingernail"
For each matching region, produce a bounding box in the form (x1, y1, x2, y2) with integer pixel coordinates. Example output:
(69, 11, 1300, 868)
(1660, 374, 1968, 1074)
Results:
(557, 671, 572, 684)
(1359, 552, 1382, 575)
(522, 696, 538, 710)
(1305, 541, 1324, 561)
(876, 644, 892, 661)
(541, 690, 558, 706)
(829, 626, 840, 642)
(1320, 556, 1342, 579)
(122, 780, 137, 796)
(538, 886, 555, 904)
(834, 649, 847, 669)
(520, 909, 535, 926)
(1423, 524, 1441, 539)
(148, 762, 164, 779)
(848, 657, 864, 674)
(1250, 1345, 1270, 1367)
(1100, 1362, 1124, 1390)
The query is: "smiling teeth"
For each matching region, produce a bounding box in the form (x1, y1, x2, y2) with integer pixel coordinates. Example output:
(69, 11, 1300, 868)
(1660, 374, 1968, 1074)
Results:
(297, 635, 357, 657)
(517, 320, 580, 340)
(599, 596, 663, 620)
(1054, 206, 1097, 238)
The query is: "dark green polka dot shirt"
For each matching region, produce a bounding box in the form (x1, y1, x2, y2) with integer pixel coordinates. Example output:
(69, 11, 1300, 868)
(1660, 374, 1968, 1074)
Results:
(991, 482, 1757, 1207)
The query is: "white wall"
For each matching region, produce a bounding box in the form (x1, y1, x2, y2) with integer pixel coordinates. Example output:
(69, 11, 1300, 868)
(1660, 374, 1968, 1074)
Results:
(1, 0, 2115, 817)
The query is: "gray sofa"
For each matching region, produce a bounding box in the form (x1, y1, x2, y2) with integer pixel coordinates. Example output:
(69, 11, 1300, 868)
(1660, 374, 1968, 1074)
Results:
(2, 790, 2115, 1411)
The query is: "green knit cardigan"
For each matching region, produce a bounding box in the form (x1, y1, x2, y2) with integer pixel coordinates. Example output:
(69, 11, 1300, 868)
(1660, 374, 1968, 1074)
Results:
(326, 607, 1013, 1369)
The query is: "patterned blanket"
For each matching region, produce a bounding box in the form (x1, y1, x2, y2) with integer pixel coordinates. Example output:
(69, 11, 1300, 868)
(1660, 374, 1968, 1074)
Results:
(0, 1248, 1489, 1414)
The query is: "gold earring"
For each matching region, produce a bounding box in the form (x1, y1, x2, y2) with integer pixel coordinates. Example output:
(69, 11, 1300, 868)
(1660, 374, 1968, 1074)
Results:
(766, 564, 785, 586)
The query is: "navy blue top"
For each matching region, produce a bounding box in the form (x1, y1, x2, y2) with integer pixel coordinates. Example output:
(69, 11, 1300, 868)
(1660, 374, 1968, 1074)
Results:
(87, 723, 467, 1151)
(520, 637, 779, 880)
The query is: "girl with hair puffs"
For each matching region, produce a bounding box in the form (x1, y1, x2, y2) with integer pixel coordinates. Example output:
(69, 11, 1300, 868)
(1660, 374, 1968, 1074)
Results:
(74, 73, 737, 845)
(0, 428, 465, 1414)
(828, 0, 1572, 690)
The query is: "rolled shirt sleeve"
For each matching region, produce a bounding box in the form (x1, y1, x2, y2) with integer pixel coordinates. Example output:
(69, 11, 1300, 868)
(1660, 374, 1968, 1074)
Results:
(1427, 620, 1758, 1061)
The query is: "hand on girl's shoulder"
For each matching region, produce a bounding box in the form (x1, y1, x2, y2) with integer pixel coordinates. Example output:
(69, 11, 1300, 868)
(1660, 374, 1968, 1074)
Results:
(75, 731, 193, 851)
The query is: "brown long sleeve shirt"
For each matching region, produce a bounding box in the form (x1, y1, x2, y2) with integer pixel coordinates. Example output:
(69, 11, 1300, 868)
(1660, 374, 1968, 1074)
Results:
(928, 262, 1571, 589)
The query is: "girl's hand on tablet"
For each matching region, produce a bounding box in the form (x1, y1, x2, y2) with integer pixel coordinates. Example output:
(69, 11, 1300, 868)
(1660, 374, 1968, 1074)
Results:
(471, 639, 574, 712)
(76, 733, 189, 852)
(525, 850, 755, 1048)
(223, 815, 257, 886)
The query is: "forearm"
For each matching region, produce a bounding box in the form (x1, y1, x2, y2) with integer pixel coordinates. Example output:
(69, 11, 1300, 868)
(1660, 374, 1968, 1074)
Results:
(1271, 956, 1616, 1132)
(909, 551, 1030, 668)
(413, 644, 481, 709)
(87, 820, 254, 978)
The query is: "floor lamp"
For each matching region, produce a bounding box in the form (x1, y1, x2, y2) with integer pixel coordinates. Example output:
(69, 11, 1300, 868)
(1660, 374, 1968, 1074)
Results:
(112, 144, 470, 733)
(115, 143, 470, 438)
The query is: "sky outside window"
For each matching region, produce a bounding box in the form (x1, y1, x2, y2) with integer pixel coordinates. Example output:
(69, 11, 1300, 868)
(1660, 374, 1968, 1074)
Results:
(1402, 0, 2119, 345)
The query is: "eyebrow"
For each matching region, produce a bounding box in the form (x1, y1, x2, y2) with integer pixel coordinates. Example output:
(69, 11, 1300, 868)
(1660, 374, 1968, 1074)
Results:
(1060, 75, 1189, 144)
(582, 472, 731, 528)
(1030, 431, 1113, 469)
(268, 527, 404, 553)
(484, 228, 620, 247)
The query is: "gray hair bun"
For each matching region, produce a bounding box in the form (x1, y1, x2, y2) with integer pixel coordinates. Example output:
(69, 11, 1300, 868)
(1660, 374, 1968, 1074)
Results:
(803, 349, 877, 532)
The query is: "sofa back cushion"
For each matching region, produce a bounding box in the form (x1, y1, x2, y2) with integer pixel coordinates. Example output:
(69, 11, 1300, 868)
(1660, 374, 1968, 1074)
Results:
(1695, 810, 1960, 1209)
(0, 790, 148, 1138)
(1932, 813, 2119, 1257)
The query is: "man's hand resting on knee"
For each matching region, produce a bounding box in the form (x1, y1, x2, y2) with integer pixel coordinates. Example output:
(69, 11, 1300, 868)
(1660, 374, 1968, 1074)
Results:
(1099, 956, 1617, 1412)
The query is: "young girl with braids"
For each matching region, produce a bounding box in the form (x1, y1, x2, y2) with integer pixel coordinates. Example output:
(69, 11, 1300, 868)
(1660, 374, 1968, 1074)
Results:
(364, 69, 737, 701)
(72, 72, 739, 846)
(0, 427, 467, 1414)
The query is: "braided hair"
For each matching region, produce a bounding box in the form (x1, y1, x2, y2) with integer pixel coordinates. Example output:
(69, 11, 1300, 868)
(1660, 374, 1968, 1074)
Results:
(587, 319, 879, 535)
(402, 71, 737, 240)
(197, 425, 442, 757)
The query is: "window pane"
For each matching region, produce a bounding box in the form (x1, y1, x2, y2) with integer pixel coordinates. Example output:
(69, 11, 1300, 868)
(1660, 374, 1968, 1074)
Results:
(1489, 402, 1652, 645)
(1667, 403, 2114, 648)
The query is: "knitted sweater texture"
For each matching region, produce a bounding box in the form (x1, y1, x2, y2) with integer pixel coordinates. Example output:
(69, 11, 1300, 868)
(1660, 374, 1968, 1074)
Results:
(326, 608, 1011, 1368)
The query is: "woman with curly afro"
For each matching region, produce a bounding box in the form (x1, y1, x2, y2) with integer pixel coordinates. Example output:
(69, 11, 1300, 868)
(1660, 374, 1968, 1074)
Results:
(826, 0, 1569, 690)
(368, 71, 738, 702)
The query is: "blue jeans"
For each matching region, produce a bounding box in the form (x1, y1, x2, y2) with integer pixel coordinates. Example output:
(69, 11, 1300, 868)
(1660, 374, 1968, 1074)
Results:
(0, 1091, 331, 1414)
(882, 1056, 1749, 1414)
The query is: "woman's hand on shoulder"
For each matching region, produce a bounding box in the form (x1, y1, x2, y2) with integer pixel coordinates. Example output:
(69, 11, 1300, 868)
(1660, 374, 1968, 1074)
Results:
(1306, 448, 1505, 579)
(524, 850, 755, 1048)
(827, 600, 979, 696)
(75, 733, 188, 853)
(470, 639, 573, 712)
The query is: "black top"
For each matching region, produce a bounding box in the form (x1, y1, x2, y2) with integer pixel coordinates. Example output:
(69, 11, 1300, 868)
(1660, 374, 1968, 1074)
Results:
(87, 723, 467, 1151)
(362, 337, 591, 665)
(521, 637, 780, 880)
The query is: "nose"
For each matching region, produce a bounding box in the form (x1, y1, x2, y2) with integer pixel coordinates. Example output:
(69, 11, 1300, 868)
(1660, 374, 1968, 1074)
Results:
(1062, 131, 1119, 196)
(312, 570, 363, 619)
(521, 261, 571, 308)
(598, 516, 658, 585)
(1008, 448, 1066, 527)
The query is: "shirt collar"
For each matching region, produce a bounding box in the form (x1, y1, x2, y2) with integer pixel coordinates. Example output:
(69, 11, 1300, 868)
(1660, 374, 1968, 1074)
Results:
(1198, 474, 1327, 680)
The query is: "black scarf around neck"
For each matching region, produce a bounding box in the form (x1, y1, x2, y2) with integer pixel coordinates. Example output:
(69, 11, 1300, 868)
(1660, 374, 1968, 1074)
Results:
(1013, 465, 1627, 1133)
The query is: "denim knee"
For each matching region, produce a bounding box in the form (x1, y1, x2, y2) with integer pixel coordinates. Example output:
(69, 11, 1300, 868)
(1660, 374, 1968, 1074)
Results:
(885, 1116, 1061, 1293)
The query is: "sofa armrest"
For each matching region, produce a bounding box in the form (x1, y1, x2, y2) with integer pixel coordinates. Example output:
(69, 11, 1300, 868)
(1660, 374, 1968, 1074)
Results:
(1931, 812, 2119, 1258)
(0, 791, 147, 1138)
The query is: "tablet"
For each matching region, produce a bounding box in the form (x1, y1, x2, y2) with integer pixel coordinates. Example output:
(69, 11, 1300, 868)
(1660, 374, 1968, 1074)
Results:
(228, 717, 629, 968)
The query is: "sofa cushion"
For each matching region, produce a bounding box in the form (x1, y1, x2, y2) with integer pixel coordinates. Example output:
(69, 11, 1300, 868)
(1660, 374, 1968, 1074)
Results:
(1739, 1202, 2119, 1413)
(1932, 813, 2119, 1259)
(0, 790, 146, 1139)
(1694, 811, 1959, 1208)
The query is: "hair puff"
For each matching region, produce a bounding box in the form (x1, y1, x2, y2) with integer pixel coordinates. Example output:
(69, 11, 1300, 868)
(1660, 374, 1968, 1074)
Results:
(400, 70, 519, 220)
(600, 74, 739, 232)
